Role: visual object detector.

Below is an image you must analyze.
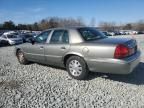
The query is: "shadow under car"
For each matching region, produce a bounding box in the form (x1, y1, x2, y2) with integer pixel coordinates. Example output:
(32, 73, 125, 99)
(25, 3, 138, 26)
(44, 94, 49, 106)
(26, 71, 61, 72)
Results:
(88, 62, 144, 85)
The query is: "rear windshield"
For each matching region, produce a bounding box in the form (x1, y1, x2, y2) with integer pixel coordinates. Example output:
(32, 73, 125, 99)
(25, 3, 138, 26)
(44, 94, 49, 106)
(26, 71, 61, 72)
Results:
(78, 28, 106, 41)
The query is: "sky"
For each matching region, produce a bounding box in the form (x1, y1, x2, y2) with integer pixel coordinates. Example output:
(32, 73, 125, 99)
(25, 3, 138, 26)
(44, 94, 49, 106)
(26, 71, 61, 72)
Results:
(0, 0, 144, 26)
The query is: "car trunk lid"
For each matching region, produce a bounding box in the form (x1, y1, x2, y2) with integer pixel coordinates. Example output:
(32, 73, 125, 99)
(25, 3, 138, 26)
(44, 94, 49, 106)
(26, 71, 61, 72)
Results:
(87, 37, 137, 58)
(89, 37, 136, 47)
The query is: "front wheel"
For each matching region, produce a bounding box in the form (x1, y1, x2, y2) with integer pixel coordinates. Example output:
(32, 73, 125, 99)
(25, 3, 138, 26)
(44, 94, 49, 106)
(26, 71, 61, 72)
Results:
(17, 50, 29, 65)
(66, 56, 89, 80)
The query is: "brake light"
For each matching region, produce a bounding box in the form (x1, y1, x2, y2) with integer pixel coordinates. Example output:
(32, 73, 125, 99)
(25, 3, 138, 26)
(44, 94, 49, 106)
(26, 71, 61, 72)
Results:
(114, 44, 129, 59)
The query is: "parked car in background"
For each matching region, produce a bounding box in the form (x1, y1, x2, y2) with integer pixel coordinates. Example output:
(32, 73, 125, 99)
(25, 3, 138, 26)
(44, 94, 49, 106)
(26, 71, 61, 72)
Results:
(137, 31, 144, 34)
(3, 31, 18, 35)
(19, 34, 34, 43)
(108, 32, 115, 36)
(102, 31, 112, 36)
(0, 34, 23, 45)
(119, 31, 126, 35)
(114, 31, 121, 35)
(15, 27, 140, 80)
(119, 30, 138, 35)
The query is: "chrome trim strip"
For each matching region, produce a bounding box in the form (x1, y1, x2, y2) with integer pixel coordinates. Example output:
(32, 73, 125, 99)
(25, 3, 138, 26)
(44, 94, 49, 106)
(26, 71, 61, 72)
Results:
(45, 55, 61, 58)
(25, 52, 61, 58)
(26, 53, 44, 56)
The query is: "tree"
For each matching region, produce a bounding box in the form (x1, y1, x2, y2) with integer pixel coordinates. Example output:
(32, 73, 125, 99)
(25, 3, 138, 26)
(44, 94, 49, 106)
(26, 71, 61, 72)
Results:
(32, 22, 39, 31)
(134, 20, 144, 31)
(3, 21, 15, 30)
(26, 24, 32, 31)
(99, 22, 116, 31)
(39, 19, 49, 30)
(123, 23, 132, 30)
(48, 17, 59, 28)
(37, 17, 86, 30)
(0, 24, 3, 30)
(17, 24, 27, 30)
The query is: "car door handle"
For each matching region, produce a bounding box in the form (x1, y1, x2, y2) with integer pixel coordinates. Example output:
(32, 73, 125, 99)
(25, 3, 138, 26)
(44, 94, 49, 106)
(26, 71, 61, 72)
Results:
(61, 46, 66, 49)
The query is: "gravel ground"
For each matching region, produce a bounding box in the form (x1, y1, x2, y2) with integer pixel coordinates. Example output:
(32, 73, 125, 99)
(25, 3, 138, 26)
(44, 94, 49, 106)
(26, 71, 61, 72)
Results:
(0, 35, 144, 108)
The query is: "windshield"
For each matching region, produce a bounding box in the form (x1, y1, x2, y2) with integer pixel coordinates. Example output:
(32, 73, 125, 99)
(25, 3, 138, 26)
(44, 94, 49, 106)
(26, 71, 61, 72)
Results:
(78, 28, 106, 41)
(7, 35, 17, 38)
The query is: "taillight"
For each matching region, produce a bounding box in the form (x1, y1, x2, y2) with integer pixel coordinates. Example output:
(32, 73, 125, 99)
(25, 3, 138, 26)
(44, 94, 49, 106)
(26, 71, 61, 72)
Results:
(114, 44, 129, 59)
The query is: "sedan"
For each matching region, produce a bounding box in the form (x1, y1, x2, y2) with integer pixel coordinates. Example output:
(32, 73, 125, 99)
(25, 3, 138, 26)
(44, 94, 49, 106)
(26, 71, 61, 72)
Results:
(15, 27, 140, 80)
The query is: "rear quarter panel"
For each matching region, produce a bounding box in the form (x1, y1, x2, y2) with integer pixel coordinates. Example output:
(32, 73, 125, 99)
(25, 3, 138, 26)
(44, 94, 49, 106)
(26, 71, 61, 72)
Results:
(68, 43, 117, 73)
(69, 43, 116, 60)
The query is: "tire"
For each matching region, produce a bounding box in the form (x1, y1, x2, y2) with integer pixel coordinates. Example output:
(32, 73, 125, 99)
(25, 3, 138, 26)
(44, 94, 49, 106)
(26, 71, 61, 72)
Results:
(17, 50, 29, 65)
(66, 56, 89, 80)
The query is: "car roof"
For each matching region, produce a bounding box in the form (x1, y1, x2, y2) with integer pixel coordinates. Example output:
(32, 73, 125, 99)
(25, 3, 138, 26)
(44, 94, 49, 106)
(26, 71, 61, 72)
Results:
(44, 26, 95, 31)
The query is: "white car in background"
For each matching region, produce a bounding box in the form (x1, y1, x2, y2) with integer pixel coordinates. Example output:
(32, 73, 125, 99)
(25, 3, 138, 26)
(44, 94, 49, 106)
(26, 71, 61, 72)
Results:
(131, 31, 138, 35)
(0, 34, 23, 45)
(3, 31, 18, 35)
(108, 32, 115, 36)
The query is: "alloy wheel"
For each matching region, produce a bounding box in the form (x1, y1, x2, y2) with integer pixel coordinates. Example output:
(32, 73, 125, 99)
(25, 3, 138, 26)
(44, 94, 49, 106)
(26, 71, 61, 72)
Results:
(69, 60, 82, 76)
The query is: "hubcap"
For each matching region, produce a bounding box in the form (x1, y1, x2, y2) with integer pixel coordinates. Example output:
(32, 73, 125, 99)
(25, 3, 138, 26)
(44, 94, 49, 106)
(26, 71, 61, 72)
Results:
(69, 60, 82, 76)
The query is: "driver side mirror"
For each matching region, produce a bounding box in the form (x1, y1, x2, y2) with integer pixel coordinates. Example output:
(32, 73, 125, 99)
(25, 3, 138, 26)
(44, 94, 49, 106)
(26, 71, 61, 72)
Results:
(28, 38, 35, 45)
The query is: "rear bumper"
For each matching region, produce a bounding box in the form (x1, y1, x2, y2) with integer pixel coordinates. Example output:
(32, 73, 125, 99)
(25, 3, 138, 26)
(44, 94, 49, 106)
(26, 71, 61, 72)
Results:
(86, 51, 141, 74)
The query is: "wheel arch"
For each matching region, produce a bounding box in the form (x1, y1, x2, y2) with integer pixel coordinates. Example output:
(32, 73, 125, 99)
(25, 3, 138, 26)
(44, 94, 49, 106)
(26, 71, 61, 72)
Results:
(16, 48, 21, 56)
(63, 52, 85, 67)
(15, 48, 24, 56)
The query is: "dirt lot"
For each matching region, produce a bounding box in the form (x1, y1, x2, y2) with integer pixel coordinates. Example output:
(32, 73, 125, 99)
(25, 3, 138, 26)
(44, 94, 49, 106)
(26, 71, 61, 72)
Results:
(0, 35, 144, 108)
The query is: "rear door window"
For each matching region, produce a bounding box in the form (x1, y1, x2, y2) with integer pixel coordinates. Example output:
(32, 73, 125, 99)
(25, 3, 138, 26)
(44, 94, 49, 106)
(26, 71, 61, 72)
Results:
(50, 30, 69, 43)
(62, 31, 69, 43)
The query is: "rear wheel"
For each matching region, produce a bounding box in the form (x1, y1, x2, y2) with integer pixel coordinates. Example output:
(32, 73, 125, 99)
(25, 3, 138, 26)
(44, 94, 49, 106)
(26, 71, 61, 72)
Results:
(17, 50, 29, 65)
(66, 56, 89, 80)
